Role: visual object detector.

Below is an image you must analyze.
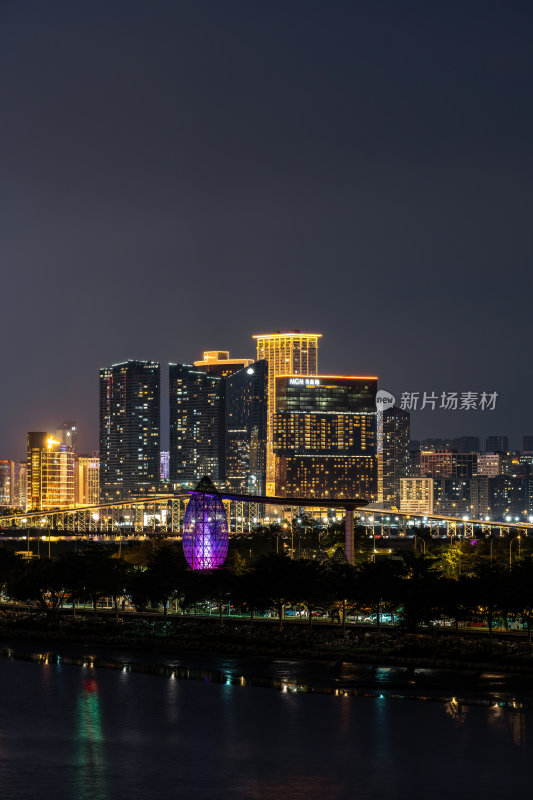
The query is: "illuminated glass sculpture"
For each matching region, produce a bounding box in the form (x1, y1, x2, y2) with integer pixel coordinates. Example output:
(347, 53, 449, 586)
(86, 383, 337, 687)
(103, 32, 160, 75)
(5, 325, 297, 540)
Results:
(183, 477, 229, 570)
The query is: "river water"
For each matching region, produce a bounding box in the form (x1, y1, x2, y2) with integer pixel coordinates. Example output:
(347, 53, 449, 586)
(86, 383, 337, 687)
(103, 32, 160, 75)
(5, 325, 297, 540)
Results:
(0, 646, 531, 800)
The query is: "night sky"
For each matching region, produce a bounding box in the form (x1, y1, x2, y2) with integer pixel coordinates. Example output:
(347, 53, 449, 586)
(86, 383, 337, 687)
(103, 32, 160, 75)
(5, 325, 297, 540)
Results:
(2, 0, 532, 459)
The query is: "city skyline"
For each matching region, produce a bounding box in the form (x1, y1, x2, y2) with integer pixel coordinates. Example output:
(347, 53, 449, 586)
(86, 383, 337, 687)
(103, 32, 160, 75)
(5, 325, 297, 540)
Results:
(3, 332, 531, 462)
(2, 4, 532, 794)
(2, 2, 533, 460)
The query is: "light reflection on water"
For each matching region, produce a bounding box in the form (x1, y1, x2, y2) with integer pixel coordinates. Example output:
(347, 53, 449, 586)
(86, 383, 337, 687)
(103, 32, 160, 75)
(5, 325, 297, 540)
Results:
(0, 650, 531, 799)
(75, 678, 109, 800)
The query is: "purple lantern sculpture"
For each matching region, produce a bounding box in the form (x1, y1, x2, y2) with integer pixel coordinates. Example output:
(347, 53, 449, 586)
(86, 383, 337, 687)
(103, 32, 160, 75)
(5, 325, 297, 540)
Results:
(183, 476, 229, 570)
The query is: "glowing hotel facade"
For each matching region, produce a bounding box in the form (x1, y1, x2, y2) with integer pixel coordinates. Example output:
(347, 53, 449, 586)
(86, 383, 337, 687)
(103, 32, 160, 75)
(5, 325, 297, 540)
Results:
(254, 331, 321, 495)
(26, 432, 75, 511)
(273, 375, 378, 500)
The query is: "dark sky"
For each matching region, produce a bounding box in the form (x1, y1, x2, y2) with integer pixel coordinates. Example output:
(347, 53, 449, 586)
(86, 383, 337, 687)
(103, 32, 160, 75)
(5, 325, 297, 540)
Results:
(2, 0, 532, 459)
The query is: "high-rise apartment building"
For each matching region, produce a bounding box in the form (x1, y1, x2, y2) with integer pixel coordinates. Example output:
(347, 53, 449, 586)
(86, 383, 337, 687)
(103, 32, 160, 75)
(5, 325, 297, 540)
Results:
(27, 432, 75, 511)
(470, 475, 491, 518)
(377, 406, 410, 508)
(432, 478, 471, 516)
(453, 436, 480, 452)
(419, 438, 452, 451)
(160, 451, 170, 481)
(75, 456, 100, 505)
(193, 351, 254, 378)
(0, 460, 26, 509)
(99, 361, 160, 499)
(169, 364, 224, 485)
(14, 462, 26, 509)
(272, 375, 377, 500)
(0, 461, 13, 506)
(522, 436, 533, 453)
(225, 360, 268, 494)
(486, 435, 509, 453)
(476, 453, 501, 477)
(56, 421, 78, 453)
(420, 451, 477, 480)
(490, 475, 532, 520)
(399, 477, 434, 515)
(254, 330, 321, 494)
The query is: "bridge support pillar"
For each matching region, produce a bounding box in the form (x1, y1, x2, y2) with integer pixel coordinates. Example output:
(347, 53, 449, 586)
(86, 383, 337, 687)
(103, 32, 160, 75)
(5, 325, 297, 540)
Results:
(345, 507, 354, 566)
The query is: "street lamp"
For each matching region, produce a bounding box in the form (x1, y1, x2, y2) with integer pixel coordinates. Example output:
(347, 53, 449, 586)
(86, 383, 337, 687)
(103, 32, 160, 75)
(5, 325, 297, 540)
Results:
(41, 517, 51, 559)
(509, 535, 521, 569)
(486, 534, 493, 566)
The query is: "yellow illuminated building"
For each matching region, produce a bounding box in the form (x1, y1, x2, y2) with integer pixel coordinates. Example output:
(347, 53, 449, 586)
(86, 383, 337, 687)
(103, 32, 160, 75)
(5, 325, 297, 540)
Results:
(273, 374, 377, 500)
(193, 351, 254, 378)
(399, 477, 434, 515)
(75, 456, 100, 506)
(27, 432, 75, 511)
(253, 330, 321, 494)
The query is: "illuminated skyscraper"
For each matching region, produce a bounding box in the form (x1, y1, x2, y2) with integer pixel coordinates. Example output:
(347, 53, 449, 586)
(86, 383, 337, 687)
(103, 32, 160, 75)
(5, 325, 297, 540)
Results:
(99, 360, 160, 499)
(0, 460, 26, 509)
(160, 450, 169, 481)
(0, 461, 13, 506)
(27, 432, 51, 510)
(13, 461, 27, 509)
(75, 456, 100, 505)
(254, 330, 321, 494)
(377, 406, 410, 507)
(27, 432, 75, 510)
(225, 360, 268, 494)
(193, 351, 254, 378)
(477, 453, 502, 476)
(470, 475, 491, 518)
(56, 421, 78, 453)
(273, 375, 377, 500)
(400, 477, 434, 514)
(420, 450, 477, 479)
(169, 364, 224, 485)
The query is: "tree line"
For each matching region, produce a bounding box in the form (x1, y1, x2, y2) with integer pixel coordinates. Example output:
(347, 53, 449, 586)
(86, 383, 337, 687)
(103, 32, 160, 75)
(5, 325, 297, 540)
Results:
(1, 543, 533, 639)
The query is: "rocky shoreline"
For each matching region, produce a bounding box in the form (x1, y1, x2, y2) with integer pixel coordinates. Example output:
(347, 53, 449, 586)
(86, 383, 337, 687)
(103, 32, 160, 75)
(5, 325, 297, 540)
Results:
(2, 612, 533, 676)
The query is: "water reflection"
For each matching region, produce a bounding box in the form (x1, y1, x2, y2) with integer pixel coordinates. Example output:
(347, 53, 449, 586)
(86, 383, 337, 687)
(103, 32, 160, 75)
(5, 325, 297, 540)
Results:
(0, 651, 531, 800)
(445, 697, 469, 723)
(74, 677, 109, 800)
(1, 646, 532, 712)
(509, 709, 526, 749)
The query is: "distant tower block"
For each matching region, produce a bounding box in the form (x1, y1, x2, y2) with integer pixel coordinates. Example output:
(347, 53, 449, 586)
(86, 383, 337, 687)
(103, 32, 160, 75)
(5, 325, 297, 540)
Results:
(183, 476, 229, 570)
(56, 421, 78, 453)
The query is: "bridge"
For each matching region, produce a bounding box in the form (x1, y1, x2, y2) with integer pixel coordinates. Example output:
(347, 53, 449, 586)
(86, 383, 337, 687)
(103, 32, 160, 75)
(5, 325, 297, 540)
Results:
(0, 490, 368, 564)
(360, 504, 533, 538)
(1, 493, 530, 565)
(0, 494, 188, 535)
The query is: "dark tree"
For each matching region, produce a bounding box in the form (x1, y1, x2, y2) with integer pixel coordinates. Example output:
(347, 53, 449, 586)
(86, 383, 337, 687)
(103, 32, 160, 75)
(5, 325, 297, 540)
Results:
(254, 554, 298, 630)
(144, 544, 186, 617)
